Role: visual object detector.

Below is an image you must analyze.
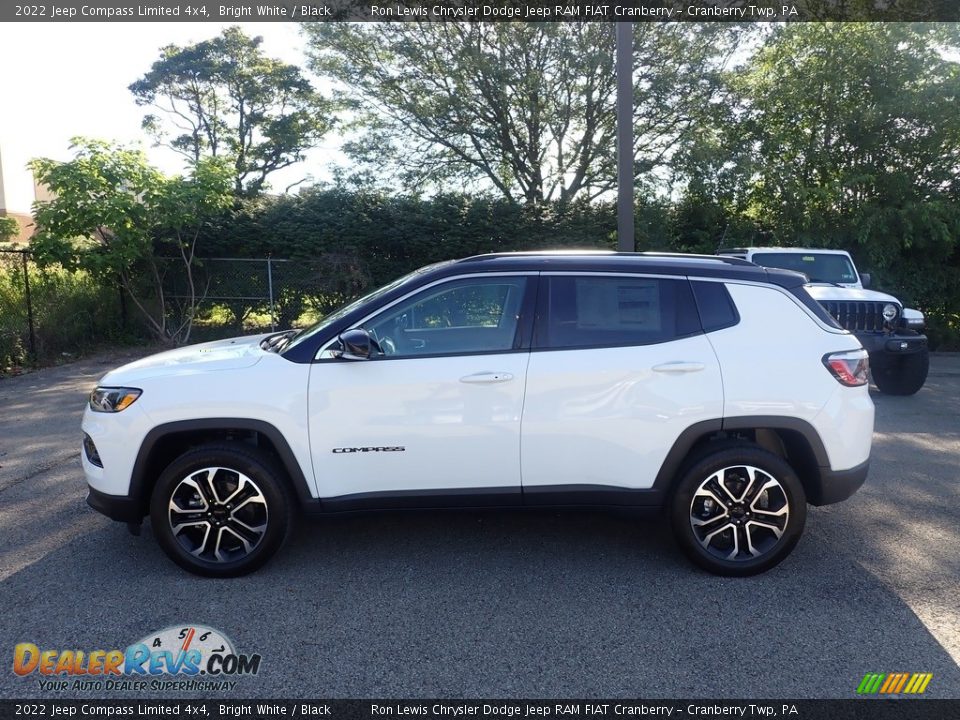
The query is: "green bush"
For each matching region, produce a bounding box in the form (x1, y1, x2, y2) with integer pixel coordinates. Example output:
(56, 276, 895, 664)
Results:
(925, 313, 960, 352)
(0, 254, 143, 373)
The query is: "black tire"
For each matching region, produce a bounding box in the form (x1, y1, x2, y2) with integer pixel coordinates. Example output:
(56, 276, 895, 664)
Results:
(670, 445, 807, 577)
(871, 347, 929, 396)
(150, 443, 293, 577)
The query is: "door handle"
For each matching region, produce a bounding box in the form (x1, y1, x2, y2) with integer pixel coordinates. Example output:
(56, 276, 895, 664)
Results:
(652, 361, 705, 374)
(460, 372, 514, 384)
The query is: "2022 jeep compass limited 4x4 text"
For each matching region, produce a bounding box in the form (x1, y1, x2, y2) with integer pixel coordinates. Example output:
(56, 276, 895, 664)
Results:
(82, 252, 874, 577)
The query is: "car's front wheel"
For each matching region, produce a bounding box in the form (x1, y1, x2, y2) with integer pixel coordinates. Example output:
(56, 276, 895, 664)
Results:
(671, 445, 807, 576)
(871, 347, 929, 396)
(150, 444, 293, 577)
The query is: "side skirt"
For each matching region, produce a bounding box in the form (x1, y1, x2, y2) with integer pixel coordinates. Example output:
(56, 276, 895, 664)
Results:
(308, 485, 664, 516)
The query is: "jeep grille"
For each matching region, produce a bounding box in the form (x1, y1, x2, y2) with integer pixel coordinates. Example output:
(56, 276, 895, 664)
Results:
(819, 301, 891, 332)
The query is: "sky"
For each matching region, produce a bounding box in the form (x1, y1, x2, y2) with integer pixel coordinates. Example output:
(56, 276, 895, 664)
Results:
(0, 22, 339, 213)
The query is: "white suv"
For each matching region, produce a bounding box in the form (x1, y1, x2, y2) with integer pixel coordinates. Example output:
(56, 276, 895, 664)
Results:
(82, 252, 874, 577)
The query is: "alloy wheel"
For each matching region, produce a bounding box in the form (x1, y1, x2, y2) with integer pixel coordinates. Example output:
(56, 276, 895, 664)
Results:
(167, 467, 269, 563)
(689, 464, 790, 562)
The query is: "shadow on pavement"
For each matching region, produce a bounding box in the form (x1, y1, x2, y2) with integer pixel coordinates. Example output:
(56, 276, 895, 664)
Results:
(1, 502, 958, 699)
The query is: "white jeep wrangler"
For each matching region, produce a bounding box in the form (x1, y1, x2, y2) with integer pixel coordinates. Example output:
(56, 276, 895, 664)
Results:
(718, 248, 928, 395)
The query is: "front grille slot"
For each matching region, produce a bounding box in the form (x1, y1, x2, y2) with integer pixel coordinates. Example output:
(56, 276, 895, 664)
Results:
(820, 301, 887, 332)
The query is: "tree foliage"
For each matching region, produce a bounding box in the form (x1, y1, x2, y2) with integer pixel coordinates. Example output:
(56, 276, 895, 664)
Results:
(303, 22, 742, 204)
(752, 25, 959, 307)
(198, 188, 615, 299)
(0, 216, 19, 245)
(130, 26, 333, 195)
(29, 138, 233, 344)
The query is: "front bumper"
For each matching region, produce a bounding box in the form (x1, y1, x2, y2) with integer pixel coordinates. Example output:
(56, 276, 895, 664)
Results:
(807, 459, 870, 506)
(856, 331, 927, 357)
(86, 486, 143, 523)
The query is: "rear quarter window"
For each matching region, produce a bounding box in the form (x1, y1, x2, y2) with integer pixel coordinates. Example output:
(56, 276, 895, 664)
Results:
(691, 281, 740, 332)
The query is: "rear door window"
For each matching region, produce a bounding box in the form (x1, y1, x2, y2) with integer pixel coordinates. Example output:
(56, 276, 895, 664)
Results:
(536, 275, 701, 349)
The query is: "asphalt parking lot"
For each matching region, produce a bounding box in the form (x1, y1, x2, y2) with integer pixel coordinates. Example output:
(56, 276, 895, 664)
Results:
(0, 350, 958, 699)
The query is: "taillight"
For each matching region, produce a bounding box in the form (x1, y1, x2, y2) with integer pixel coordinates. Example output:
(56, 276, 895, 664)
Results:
(823, 349, 869, 387)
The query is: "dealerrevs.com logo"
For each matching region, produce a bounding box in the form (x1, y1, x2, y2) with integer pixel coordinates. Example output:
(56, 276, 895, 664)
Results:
(13, 625, 261, 692)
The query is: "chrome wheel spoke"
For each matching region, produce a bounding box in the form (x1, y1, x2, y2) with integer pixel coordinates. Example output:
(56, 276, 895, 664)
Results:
(188, 522, 212, 558)
(746, 516, 785, 538)
(221, 525, 254, 556)
(222, 475, 253, 506)
(232, 494, 267, 514)
(170, 478, 209, 513)
(691, 511, 730, 530)
(726, 525, 743, 560)
(191, 468, 220, 505)
(231, 516, 267, 536)
(749, 479, 782, 510)
(743, 524, 762, 557)
(694, 485, 729, 510)
(171, 518, 209, 535)
(213, 527, 228, 562)
(700, 521, 735, 550)
(739, 467, 763, 503)
(710, 471, 739, 504)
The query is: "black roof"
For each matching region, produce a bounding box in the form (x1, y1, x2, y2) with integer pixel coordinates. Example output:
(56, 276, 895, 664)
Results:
(442, 251, 807, 288)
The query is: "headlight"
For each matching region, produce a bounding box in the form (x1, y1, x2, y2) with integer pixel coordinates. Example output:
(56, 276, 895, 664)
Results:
(89, 387, 141, 413)
(882, 304, 898, 322)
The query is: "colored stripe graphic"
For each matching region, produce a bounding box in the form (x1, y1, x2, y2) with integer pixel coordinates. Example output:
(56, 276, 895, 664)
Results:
(857, 672, 932, 694)
(857, 673, 883, 694)
(893, 673, 909, 693)
(880, 674, 897, 693)
(904, 674, 920, 694)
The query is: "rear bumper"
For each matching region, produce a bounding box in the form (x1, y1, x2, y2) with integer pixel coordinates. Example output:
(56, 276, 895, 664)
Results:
(807, 460, 869, 506)
(86, 486, 143, 523)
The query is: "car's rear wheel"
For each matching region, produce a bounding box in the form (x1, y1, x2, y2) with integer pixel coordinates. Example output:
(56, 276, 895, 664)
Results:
(150, 444, 293, 577)
(671, 445, 806, 576)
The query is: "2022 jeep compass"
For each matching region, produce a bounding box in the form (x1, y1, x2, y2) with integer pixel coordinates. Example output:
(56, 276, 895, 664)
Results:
(82, 252, 874, 577)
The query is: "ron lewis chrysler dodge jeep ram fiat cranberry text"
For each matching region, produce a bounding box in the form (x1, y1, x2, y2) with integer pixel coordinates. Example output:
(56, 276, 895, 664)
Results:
(82, 252, 874, 577)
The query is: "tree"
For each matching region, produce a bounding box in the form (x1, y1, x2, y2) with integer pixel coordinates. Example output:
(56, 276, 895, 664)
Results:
(29, 138, 233, 344)
(303, 23, 743, 204)
(130, 26, 333, 195)
(732, 24, 960, 293)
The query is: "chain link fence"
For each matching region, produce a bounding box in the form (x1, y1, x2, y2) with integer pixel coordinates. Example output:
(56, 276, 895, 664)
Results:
(0, 249, 128, 371)
(1, 251, 364, 372)
(159, 255, 365, 338)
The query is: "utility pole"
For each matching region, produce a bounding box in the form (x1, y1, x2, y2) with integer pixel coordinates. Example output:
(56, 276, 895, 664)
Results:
(616, 22, 634, 253)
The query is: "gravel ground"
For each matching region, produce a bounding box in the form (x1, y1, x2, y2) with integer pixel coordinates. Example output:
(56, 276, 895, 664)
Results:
(0, 350, 957, 699)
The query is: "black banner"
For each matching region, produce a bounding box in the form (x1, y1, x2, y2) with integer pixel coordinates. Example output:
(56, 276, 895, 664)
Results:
(3, 0, 960, 23)
(1, 701, 959, 720)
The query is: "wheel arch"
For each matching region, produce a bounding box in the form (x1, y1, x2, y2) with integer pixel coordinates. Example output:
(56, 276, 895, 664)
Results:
(129, 419, 316, 518)
(655, 416, 829, 504)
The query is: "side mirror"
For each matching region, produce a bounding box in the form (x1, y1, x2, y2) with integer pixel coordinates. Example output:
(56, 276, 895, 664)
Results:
(336, 328, 379, 361)
(861, 273, 871, 288)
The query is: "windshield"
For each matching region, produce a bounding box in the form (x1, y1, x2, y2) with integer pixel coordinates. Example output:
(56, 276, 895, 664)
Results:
(751, 252, 859, 284)
(281, 261, 454, 354)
